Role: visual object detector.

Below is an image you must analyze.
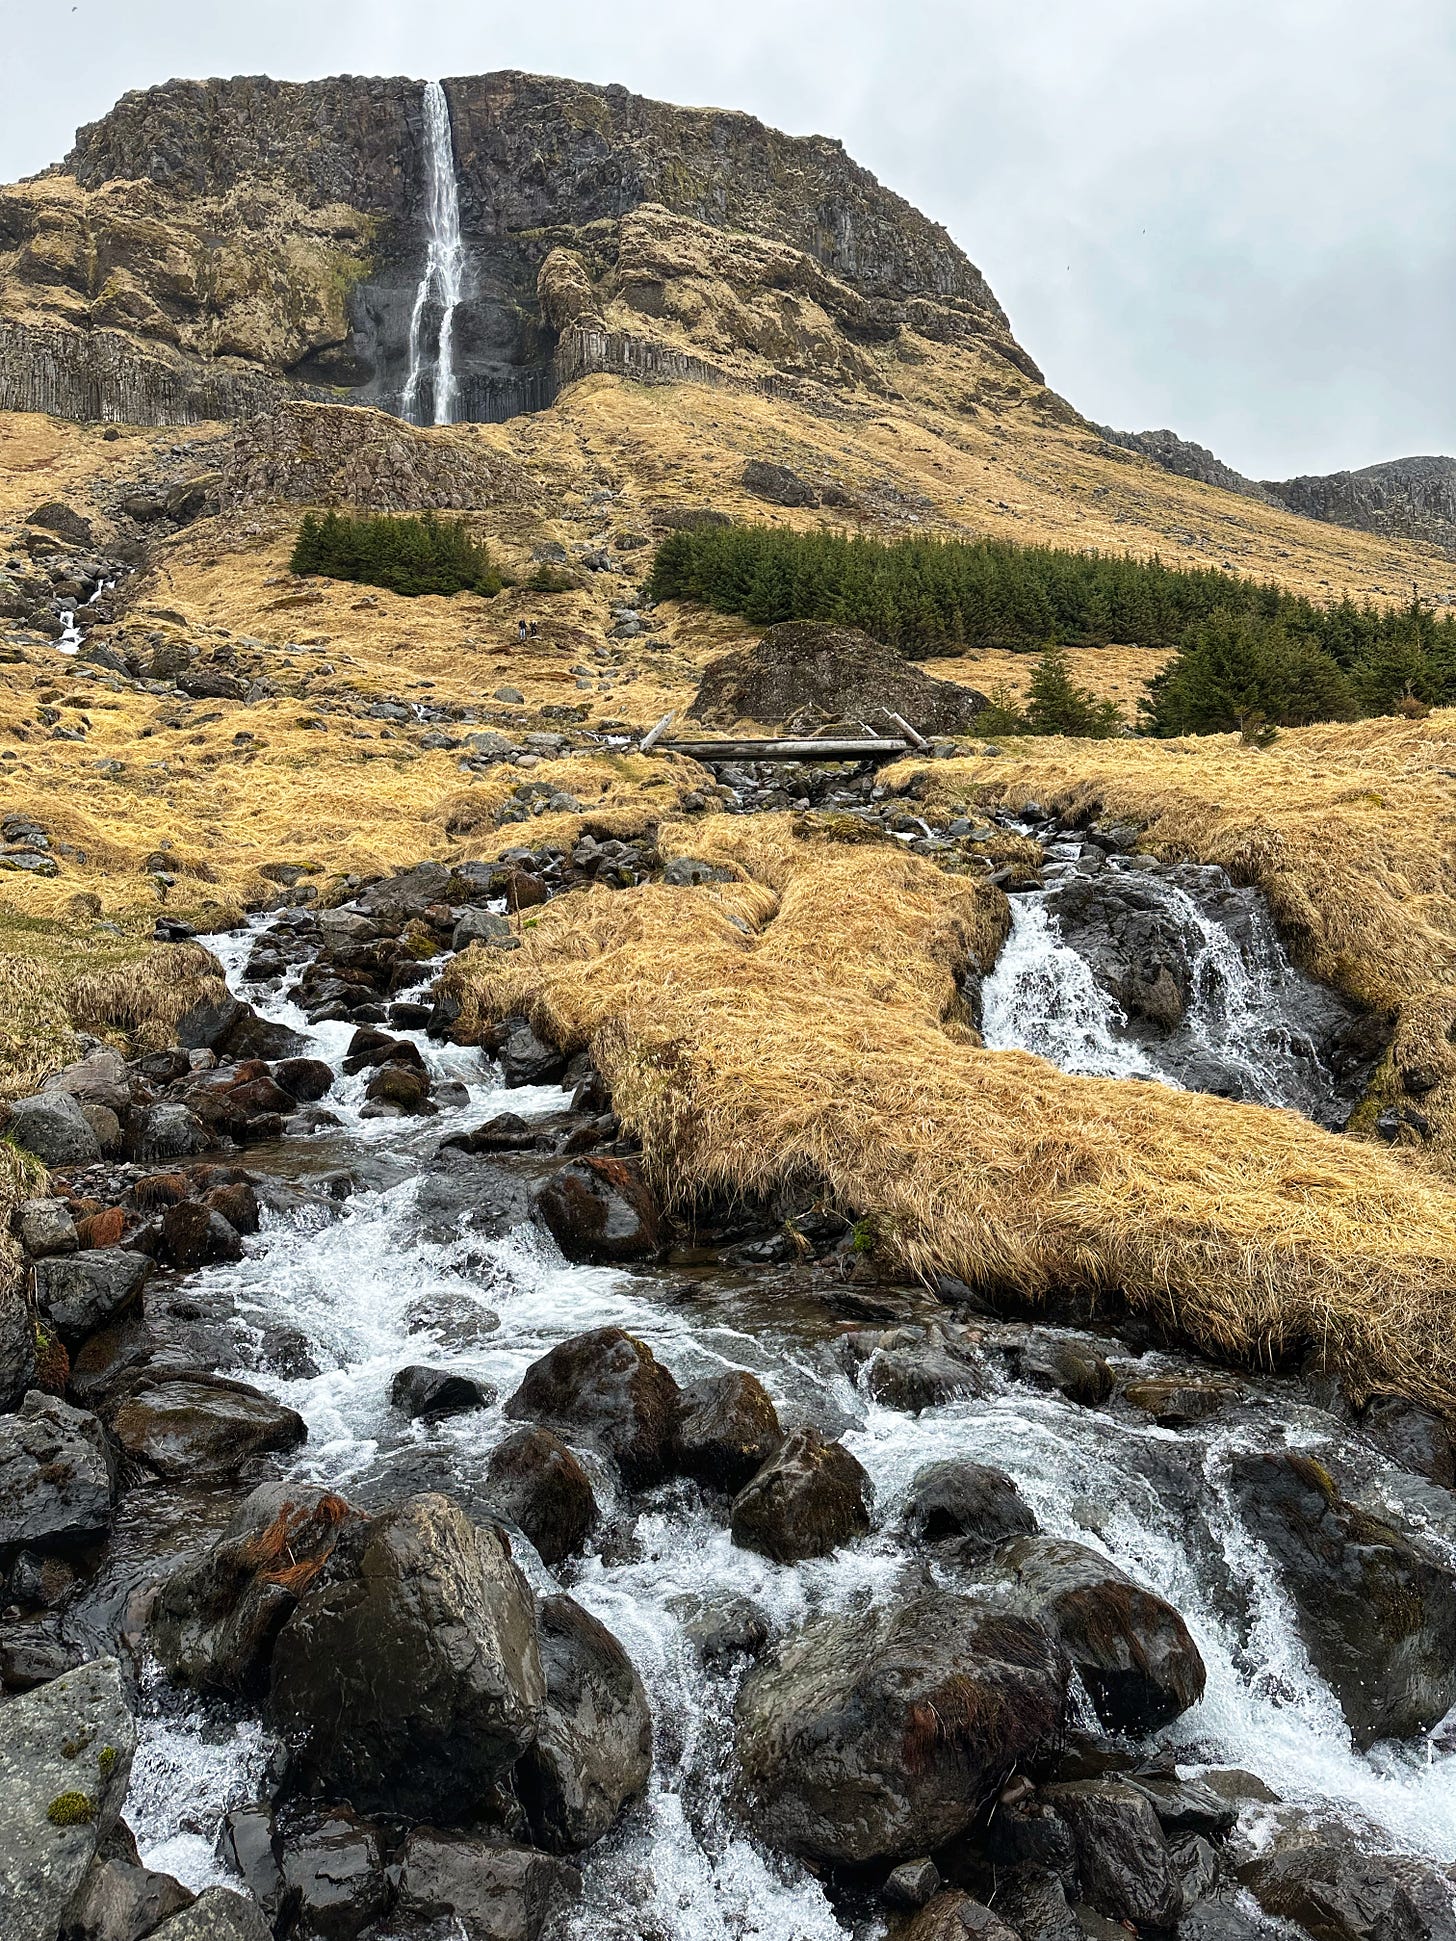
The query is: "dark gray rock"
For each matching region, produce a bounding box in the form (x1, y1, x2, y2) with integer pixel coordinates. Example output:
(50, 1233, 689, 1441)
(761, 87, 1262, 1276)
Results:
(1044, 1779, 1183, 1930)
(0, 1656, 135, 1941)
(277, 1807, 389, 1940)
(7, 1092, 101, 1166)
(148, 1887, 273, 1939)
(1011, 1336, 1115, 1408)
(0, 1392, 113, 1556)
(105, 1374, 307, 1483)
(990, 1537, 1206, 1733)
(884, 1858, 942, 1909)
(393, 1829, 580, 1941)
(67, 1851, 194, 1941)
(1231, 1451, 1456, 1745)
(0, 1281, 37, 1414)
(453, 907, 513, 951)
(484, 1426, 598, 1566)
(496, 1020, 568, 1088)
(903, 1459, 1037, 1553)
(268, 1494, 544, 1821)
(517, 1593, 653, 1852)
(34, 1249, 149, 1348)
(533, 1157, 660, 1263)
(735, 1591, 1067, 1865)
(134, 1103, 209, 1162)
(1239, 1831, 1456, 1941)
(390, 1365, 495, 1421)
(673, 1369, 782, 1492)
(741, 459, 818, 507)
(505, 1328, 681, 1488)
(899, 1893, 1023, 1941)
(15, 1198, 78, 1259)
(729, 1426, 871, 1563)
(847, 1323, 988, 1414)
(151, 1481, 355, 1699)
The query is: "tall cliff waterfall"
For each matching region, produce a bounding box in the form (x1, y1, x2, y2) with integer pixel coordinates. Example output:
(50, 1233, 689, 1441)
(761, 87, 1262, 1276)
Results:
(401, 80, 465, 426)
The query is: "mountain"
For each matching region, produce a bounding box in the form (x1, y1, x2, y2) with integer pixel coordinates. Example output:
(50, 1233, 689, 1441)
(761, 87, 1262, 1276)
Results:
(1100, 427, 1456, 556)
(0, 71, 1035, 427)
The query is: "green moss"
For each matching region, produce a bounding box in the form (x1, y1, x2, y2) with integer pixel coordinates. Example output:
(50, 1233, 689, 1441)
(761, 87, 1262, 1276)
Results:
(97, 1746, 117, 1777)
(46, 1791, 97, 1827)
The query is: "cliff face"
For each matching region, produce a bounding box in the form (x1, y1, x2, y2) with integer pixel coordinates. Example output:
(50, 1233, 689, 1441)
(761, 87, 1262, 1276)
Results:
(1104, 426, 1456, 557)
(0, 71, 1033, 428)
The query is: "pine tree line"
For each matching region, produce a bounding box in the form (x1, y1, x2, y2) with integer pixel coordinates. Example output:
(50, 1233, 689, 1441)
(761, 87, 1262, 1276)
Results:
(648, 524, 1456, 732)
(291, 511, 504, 599)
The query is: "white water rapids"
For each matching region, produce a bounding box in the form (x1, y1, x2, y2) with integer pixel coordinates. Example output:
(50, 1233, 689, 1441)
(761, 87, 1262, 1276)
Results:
(401, 79, 465, 427)
(122, 922, 1456, 1933)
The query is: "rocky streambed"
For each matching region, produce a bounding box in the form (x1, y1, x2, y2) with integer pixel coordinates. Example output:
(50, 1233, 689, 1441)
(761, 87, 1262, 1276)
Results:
(1, 790, 1455, 1941)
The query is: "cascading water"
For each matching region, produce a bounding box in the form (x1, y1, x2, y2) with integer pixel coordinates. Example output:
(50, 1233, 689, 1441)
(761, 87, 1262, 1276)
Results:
(980, 899, 1157, 1081)
(400, 80, 465, 427)
(106, 917, 1456, 1938)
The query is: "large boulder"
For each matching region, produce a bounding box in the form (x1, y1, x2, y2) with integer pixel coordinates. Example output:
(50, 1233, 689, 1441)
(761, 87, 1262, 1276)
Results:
(505, 1329, 681, 1488)
(496, 1020, 567, 1088)
(734, 1593, 1067, 1865)
(393, 1829, 580, 1941)
(0, 1657, 136, 1941)
(1239, 1829, 1456, 1941)
(844, 1323, 988, 1414)
(673, 1370, 782, 1492)
(268, 1494, 545, 1820)
(900, 1895, 1023, 1941)
(688, 622, 989, 737)
(516, 1593, 653, 1853)
(105, 1374, 307, 1484)
(6, 1092, 101, 1166)
(15, 1198, 78, 1259)
(67, 1851, 194, 1940)
(903, 1459, 1037, 1553)
(484, 1427, 599, 1566)
(1231, 1451, 1456, 1745)
(33, 1250, 149, 1349)
(729, 1426, 872, 1563)
(532, 1158, 660, 1263)
(390, 1365, 494, 1421)
(276, 1807, 389, 1940)
(151, 1482, 355, 1698)
(0, 1393, 113, 1557)
(990, 1537, 1206, 1733)
(149, 1887, 273, 1939)
(1044, 1779, 1184, 1930)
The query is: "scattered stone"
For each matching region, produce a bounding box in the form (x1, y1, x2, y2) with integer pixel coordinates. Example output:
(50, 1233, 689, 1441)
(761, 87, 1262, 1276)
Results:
(391, 1365, 496, 1421)
(0, 1393, 113, 1556)
(673, 1370, 782, 1492)
(729, 1426, 872, 1563)
(903, 1458, 1038, 1553)
(533, 1156, 660, 1263)
(34, 1249, 149, 1347)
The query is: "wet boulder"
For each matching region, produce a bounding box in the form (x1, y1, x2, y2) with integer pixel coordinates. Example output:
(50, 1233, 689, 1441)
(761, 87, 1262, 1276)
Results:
(1239, 1828, 1456, 1941)
(391, 1365, 495, 1421)
(1231, 1451, 1456, 1745)
(151, 1483, 354, 1699)
(105, 1373, 307, 1484)
(729, 1426, 872, 1563)
(734, 1592, 1067, 1865)
(0, 1282, 37, 1413)
(411, 1151, 532, 1244)
(1122, 1375, 1241, 1427)
(268, 1494, 545, 1821)
(134, 1102, 209, 1162)
(1044, 1779, 1184, 1930)
(899, 1894, 1023, 1941)
(15, 1197, 78, 1259)
(533, 1157, 660, 1263)
(1359, 1397, 1456, 1490)
(1009, 1335, 1115, 1408)
(845, 1323, 989, 1414)
(484, 1426, 599, 1566)
(68, 1850, 195, 1939)
(6, 1091, 102, 1166)
(672, 1369, 782, 1491)
(273, 1057, 335, 1105)
(277, 1806, 389, 1940)
(903, 1459, 1038, 1554)
(159, 1202, 243, 1270)
(393, 1829, 580, 1941)
(517, 1593, 653, 1852)
(496, 1019, 568, 1088)
(0, 1393, 113, 1556)
(990, 1537, 1206, 1733)
(148, 1887, 273, 1939)
(0, 1656, 136, 1940)
(34, 1249, 149, 1347)
(505, 1328, 681, 1488)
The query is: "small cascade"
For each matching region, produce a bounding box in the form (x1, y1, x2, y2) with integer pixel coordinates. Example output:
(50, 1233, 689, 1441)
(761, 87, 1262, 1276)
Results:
(981, 899, 1158, 1080)
(401, 80, 466, 427)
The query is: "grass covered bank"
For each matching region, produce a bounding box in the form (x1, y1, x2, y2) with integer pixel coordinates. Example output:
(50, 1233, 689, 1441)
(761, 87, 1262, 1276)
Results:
(442, 814, 1456, 1416)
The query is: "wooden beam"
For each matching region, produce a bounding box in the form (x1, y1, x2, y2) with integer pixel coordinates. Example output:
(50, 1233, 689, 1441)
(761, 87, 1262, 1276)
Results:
(658, 737, 908, 762)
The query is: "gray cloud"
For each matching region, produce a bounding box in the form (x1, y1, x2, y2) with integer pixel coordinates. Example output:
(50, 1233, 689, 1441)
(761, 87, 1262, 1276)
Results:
(5, 0, 1452, 476)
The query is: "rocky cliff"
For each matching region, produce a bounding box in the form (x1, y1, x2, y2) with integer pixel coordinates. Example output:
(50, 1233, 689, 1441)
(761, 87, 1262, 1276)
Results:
(1103, 426, 1456, 556)
(0, 72, 1035, 429)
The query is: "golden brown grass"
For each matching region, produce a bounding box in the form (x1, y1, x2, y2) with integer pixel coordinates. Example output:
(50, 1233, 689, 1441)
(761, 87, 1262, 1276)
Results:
(443, 814, 1456, 1414)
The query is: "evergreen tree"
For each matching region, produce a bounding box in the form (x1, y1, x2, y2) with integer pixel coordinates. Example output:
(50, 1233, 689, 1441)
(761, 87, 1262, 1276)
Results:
(1023, 647, 1124, 737)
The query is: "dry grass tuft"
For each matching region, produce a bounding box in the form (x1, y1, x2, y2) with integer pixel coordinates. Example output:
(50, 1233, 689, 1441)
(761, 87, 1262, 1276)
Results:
(445, 814, 1456, 1413)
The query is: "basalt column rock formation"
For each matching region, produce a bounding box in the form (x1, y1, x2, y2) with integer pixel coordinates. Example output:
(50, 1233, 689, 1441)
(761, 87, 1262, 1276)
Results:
(0, 71, 1038, 428)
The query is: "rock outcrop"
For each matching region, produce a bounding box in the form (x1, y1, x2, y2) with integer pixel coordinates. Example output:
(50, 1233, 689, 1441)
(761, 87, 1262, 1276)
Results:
(0, 71, 1037, 427)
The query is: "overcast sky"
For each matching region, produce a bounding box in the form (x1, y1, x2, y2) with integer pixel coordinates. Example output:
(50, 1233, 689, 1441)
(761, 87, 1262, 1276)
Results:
(5, 0, 1452, 478)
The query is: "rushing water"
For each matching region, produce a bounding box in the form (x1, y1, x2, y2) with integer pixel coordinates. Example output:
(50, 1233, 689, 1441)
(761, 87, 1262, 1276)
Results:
(401, 79, 465, 427)
(118, 920, 1456, 1929)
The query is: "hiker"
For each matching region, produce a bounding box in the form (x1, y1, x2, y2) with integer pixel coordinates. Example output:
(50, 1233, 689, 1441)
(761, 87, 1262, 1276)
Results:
(529, 620, 539, 638)
(517, 618, 528, 641)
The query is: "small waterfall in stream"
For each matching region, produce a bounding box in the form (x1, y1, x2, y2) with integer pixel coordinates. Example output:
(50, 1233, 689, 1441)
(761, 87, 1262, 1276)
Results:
(401, 80, 465, 427)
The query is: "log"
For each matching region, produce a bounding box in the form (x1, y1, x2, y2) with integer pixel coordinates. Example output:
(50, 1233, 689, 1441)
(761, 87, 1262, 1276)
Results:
(639, 710, 676, 754)
(658, 737, 908, 762)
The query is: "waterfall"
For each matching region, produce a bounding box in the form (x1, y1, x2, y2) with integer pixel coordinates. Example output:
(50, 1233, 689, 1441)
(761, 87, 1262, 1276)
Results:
(401, 80, 465, 427)
(981, 898, 1159, 1080)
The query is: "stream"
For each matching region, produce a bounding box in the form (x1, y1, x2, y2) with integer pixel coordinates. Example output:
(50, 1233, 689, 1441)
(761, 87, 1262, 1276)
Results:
(101, 889, 1455, 1937)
